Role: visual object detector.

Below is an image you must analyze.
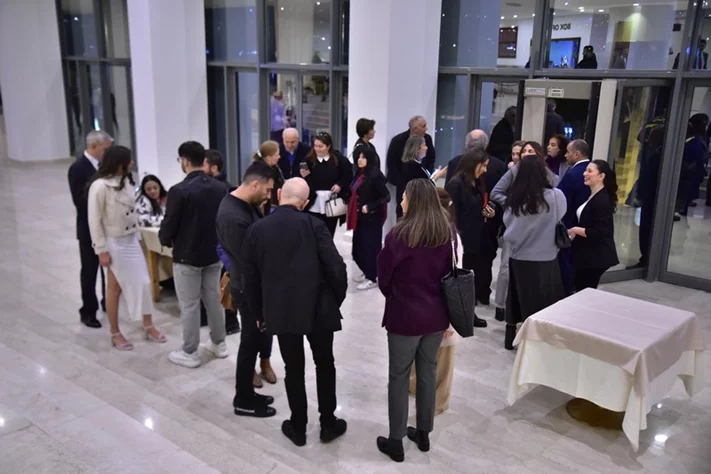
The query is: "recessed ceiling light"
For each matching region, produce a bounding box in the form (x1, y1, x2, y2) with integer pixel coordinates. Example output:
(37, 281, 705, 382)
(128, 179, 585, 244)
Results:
(513, 14, 518, 18)
(565, 1, 569, 4)
(599, 9, 604, 12)
(532, 13, 536, 16)
(501, 16, 505, 19)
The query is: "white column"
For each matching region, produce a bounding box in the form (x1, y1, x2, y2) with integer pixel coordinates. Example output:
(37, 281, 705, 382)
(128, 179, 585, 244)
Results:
(126, 0, 209, 188)
(0, 0, 70, 162)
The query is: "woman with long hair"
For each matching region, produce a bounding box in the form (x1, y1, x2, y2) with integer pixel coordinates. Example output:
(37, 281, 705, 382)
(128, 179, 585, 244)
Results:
(402, 136, 447, 185)
(252, 140, 285, 215)
(347, 147, 390, 290)
(445, 148, 497, 323)
(567, 160, 620, 290)
(135, 174, 168, 227)
(502, 156, 567, 350)
(87, 146, 166, 350)
(376, 179, 452, 462)
(300, 131, 353, 237)
(546, 134, 570, 177)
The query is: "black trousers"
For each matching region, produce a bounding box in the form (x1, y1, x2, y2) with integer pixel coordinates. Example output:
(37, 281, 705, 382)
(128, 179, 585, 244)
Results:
(309, 212, 339, 237)
(233, 311, 274, 407)
(557, 247, 575, 296)
(395, 186, 404, 219)
(574, 268, 607, 292)
(278, 331, 337, 432)
(78, 238, 105, 319)
(462, 252, 495, 303)
(352, 217, 382, 282)
(638, 198, 654, 265)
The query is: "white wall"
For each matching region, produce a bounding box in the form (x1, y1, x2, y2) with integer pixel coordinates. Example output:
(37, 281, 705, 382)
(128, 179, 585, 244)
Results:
(0, 0, 70, 161)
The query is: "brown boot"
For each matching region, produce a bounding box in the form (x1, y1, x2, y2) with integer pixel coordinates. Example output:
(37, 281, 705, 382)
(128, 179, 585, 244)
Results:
(252, 371, 263, 389)
(260, 359, 277, 384)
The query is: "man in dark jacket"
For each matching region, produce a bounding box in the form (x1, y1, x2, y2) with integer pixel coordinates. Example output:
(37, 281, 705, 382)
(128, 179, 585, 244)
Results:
(204, 149, 234, 192)
(67, 130, 112, 328)
(577, 45, 598, 69)
(386, 116, 436, 217)
(545, 99, 566, 145)
(279, 128, 310, 179)
(446, 130, 507, 192)
(243, 177, 348, 446)
(487, 107, 516, 162)
(160, 141, 229, 369)
(216, 162, 276, 418)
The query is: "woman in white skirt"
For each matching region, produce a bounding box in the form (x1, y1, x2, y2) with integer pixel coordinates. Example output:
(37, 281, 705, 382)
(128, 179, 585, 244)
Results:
(87, 145, 166, 350)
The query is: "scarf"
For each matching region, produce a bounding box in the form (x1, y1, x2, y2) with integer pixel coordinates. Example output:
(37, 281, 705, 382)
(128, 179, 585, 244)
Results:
(347, 174, 365, 230)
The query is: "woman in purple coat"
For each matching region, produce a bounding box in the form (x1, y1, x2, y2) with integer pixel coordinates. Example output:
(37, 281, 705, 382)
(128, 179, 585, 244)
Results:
(376, 179, 452, 463)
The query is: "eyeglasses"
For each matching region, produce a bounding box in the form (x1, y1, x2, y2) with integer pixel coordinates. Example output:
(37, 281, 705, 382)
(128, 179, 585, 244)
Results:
(176, 157, 181, 163)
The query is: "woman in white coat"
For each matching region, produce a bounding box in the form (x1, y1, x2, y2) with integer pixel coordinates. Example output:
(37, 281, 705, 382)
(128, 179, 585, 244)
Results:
(87, 146, 166, 350)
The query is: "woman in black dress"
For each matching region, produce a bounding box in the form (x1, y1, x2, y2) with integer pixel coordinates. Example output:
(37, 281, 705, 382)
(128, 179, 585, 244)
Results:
(567, 160, 620, 290)
(301, 132, 353, 237)
(347, 147, 390, 290)
(352, 117, 380, 169)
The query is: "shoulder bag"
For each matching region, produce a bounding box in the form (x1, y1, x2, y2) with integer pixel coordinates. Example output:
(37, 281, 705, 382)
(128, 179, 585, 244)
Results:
(325, 193, 348, 218)
(553, 192, 571, 249)
(440, 236, 476, 338)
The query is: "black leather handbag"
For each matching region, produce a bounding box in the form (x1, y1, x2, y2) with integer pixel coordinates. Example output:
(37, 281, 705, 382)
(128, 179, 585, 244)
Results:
(440, 237, 476, 338)
(554, 194, 571, 249)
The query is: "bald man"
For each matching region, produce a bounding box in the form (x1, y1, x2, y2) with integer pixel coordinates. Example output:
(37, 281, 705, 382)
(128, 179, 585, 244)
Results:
(242, 178, 348, 447)
(279, 128, 311, 180)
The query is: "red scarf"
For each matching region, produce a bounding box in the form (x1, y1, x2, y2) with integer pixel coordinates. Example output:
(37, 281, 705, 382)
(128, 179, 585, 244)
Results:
(347, 174, 365, 230)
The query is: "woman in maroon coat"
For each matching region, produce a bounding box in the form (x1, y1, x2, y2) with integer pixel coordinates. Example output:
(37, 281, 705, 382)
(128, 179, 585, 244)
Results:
(376, 179, 452, 463)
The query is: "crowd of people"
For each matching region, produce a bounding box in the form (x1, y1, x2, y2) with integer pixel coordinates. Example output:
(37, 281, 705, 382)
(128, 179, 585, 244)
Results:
(67, 112, 623, 462)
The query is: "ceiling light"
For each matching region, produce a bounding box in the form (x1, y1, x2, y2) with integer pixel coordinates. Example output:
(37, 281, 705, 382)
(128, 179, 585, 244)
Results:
(501, 16, 505, 19)
(280, 6, 284, 11)
(565, 1, 569, 4)
(599, 9, 604, 12)
(321, 37, 326, 41)
(316, 1, 320, 4)
(513, 14, 518, 18)
(532, 13, 536, 16)
(654, 434, 668, 444)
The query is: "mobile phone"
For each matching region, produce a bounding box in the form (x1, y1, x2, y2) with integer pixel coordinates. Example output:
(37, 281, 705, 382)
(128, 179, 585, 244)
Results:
(300, 162, 309, 170)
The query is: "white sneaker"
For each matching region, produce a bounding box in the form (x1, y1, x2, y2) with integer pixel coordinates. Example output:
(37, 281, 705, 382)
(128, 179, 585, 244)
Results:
(353, 273, 366, 283)
(169, 349, 201, 368)
(203, 341, 229, 359)
(357, 280, 378, 291)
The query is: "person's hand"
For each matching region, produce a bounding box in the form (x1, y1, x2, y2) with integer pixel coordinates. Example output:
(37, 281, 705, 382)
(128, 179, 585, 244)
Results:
(256, 321, 266, 332)
(508, 161, 515, 169)
(482, 205, 495, 218)
(432, 167, 448, 182)
(568, 229, 577, 241)
(331, 184, 341, 194)
(361, 205, 368, 214)
(300, 168, 310, 178)
(99, 252, 111, 267)
(443, 329, 455, 340)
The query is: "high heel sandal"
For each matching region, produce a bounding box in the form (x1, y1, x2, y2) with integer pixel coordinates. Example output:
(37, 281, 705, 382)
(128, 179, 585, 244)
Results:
(111, 333, 134, 351)
(143, 325, 166, 343)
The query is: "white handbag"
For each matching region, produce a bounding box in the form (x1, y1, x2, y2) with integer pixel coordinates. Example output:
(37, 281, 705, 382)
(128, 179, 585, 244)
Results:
(325, 193, 348, 217)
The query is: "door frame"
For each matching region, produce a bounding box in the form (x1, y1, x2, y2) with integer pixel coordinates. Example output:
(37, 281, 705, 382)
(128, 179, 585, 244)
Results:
(471, 76, 528, 138)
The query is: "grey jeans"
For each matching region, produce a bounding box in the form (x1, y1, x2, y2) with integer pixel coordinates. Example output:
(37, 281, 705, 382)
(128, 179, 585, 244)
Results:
(173, 262, 225, 354)
(495, 239, 511, 309)
(387, 331, 444, 440)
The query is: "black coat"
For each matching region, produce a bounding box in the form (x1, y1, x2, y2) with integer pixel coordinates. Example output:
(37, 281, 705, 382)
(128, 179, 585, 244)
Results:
(242, 206, 348, 335)
(545, 112, 565, 145)
(352, 139, 381, 169)
(577, 55, 598, 69)
(279, 142, 310, 179)
(445, 154, 507, 193)
(213, 172, 235, 192)
(488, 119, 515, 162)
(67, 155, 97, 242)
(445, 175, 499, 257)
(402, 160, 429, 186)
(304, 152, 353, 212)
(571, 190, 619, 271)
(350, 170, 390, 222)
(159, 171, 227, 267)
(386, 130, 436, 187)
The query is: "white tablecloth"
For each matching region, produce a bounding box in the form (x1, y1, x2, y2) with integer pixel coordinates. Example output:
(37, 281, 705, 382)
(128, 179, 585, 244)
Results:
(140, 227, 172, 257)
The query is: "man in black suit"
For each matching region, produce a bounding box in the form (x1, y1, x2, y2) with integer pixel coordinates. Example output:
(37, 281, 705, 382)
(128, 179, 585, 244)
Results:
(673, 38, 708, 70)
(67, 130, 113, 328)
(545, 99, 566, 146)
(487, 107, 516, 162)
(279, 128, 310, 179)
(243, 177, 348, 447)
(386, 116, 436, 217)
(445, 130, 507, 192)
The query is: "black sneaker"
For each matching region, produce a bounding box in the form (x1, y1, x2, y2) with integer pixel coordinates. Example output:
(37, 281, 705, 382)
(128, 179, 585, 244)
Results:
(474, 316, 488, 328)
(320, 418, 347, 443)
(406, 426, 430, 452)
(234, 404, 276, 418)
(255, 393, 274, 406)
(281, 420, 306, 447)
(226, 324, 241, 335)
(495, 308, 505, 322)
(377, 436, 404, 462)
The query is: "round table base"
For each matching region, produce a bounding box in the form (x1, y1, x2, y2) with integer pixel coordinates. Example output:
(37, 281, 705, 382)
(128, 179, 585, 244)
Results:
(565, 398, 624, 430)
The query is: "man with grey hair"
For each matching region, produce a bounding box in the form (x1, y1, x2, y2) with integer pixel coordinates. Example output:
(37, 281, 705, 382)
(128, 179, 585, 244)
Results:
(445, 130, 506, 192)
(386, 115, 436, 217)
(68, 130, 113, 328)
(279, 128, 310, 179)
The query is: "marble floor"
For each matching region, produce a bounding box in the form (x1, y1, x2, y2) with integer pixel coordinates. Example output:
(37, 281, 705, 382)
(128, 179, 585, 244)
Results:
(0, 151, 710, 473)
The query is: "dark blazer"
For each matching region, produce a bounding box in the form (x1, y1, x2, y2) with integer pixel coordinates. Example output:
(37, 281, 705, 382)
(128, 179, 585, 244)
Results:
(673, 51, 708, 70)
(68, 155, 97, 241)
(352, 139, 381, 169)
(386, 130, 436, 187)
(351, 170, 390, 221)
(279, 142, 310, 179)
(377, 232, 451, 337)
(401, 160, 429, 186)
(545, 112, 565, 145)
(557, 160, 592, 229)
(159, 171, 227, 267)
(445, 175, 499, 257)
(572, 190, 619, 271)
(242, 206, 347, 335)
(488, 119, 515, 161)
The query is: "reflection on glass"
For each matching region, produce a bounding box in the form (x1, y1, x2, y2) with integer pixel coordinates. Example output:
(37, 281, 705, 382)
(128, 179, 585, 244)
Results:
(60, 0, 99, 57)
(667, 86, 711, 280)
(480, 82, 520, 162)
(266, 0, 332, 64)
(87, 64, 106, 132)
(341, 0, 350, 65)
(65, 61, 84, 154)
(434, 75, 468, 167)
(205, 0, 258, 62)
(302, 74, 330, 146)
(106, 65, 132, 149)
(207, 67, 227, 168)
(342, 76, 349, 154)
(269, 73, 298, 144)
(238, 71, 260, 180)
(439, 0, 534, 68)
(546, 0, 681, 70)
(102, 0, 130, 58)
(611, 86, 670, 270)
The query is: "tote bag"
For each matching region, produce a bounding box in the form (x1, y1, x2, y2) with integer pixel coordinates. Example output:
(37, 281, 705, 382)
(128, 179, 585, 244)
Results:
(440, 237, 476, 338)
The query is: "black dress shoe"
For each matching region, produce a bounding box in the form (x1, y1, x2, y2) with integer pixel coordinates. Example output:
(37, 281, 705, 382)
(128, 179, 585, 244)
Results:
(320, 418, 347, 443)
(505, 324, 516, 351)
(254, 393, 274, 406)
(282, 420, 306, 447)
(100, 299, 106, 312)
(477, 298, 490, 306)
(225, 324, 241, 336)
(495, 308, 505, 322)
(406, 426, 430, 452)
(473, 316, 488, 328)
(81, 317, 102, 329)
(234, 404, 276, 418)
(377, 436, 404, 462)
(689, 202, 698, 207)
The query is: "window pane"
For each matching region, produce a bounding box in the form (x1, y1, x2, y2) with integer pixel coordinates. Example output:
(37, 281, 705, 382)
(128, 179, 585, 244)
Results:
(86, 64, 106, 131)
(238, 71, 261, 179)
(60, 0, 99, 57)
(341, 0, 350, 65)
(266, 0, 332, 64)
(341, 76, 348, 154)
(269, 73, 298, 143)
(106, 65, 133, 150)
(65, 61, 84, 154)
(207, 67, 227, 166)
(545, 1, 683, 70)
(434, 75, 469, 167)
(102, 0, 130, 58)
(302, 74, 330, 145)
(439, 0, 534, 68)
(205, 0, 258, 62)
(480, 81, 520, 162)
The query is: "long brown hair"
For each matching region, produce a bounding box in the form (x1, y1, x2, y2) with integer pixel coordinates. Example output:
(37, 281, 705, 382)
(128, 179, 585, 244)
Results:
(86, 145, 134, 194)
(437, 187, 455, 223)
(393, 179, 450, 248)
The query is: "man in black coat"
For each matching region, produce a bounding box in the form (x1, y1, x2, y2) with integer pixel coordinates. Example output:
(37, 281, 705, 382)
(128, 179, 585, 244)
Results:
(243, 177, 348, 447)
(445, 130, 507, 192)
(67, 130, 113, 328)
(279, 128, 311, 179)
(545, 99, 566, 145)
(386, 115, 436, 217)
(577, 45, 598, 69)
(487, 107, 516, 162)
(216, 162, 276, 418)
